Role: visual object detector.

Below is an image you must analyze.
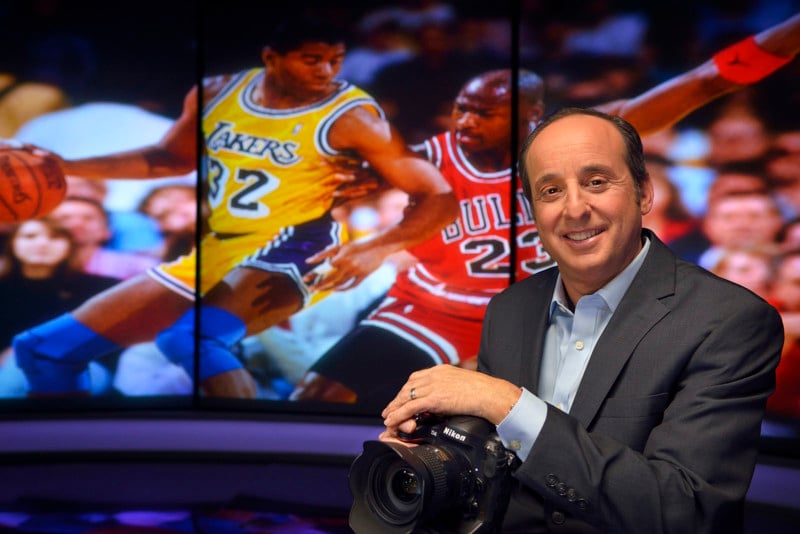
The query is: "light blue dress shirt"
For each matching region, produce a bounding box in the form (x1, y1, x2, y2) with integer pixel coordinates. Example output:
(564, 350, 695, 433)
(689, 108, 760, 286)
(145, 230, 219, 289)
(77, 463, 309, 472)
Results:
(496, 237, 651, 460)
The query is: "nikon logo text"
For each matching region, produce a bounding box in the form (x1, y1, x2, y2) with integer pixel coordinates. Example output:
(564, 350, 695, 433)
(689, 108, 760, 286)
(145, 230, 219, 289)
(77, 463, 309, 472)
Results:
(443, 426, 466, 442)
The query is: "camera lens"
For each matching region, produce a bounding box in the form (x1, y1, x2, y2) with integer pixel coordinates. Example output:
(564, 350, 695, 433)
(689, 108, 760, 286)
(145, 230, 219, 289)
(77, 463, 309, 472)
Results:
(349, 438, 479, 533)
(390, 467, 421, 503)
(369, 457, 424, 524)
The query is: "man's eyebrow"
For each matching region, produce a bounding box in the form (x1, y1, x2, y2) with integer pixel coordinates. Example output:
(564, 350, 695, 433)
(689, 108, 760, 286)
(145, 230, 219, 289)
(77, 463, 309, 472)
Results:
(532, 173, 559, 187)
(580, 164, 615, 176)
(531, 164, 617, 188)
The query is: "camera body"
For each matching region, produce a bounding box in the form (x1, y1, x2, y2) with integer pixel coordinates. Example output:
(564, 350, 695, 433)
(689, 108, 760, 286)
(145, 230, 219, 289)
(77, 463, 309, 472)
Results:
(349, 413, 518, 533)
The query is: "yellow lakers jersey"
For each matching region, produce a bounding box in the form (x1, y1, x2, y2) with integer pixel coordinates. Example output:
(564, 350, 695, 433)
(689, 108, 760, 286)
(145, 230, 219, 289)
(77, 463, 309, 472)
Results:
(203, 68, 383, 235)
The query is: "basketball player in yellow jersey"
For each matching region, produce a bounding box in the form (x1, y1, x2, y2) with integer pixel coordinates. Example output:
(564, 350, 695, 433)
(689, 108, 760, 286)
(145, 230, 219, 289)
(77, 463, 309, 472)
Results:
(11, 15, 458, 399)
(203, 67, 381, 236)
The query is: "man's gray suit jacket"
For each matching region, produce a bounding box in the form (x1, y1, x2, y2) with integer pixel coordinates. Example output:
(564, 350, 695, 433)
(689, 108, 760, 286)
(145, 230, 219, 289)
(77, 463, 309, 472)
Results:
(478, 230, 783, 533)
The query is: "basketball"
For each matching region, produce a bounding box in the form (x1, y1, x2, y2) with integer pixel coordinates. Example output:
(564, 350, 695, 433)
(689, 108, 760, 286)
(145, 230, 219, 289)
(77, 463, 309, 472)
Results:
(0, 149, 67, 223)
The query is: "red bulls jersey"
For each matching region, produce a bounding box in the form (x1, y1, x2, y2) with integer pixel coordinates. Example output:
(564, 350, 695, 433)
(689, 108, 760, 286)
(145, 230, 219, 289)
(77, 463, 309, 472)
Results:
(388, 132, 554, 319)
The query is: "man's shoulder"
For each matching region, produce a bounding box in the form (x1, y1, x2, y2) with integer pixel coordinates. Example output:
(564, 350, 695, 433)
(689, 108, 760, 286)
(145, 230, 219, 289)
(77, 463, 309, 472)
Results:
(491, 267, 559, 304)
(652, 256, 780, 338)
(330, 82, 382, 114)
(676, 258, 775, 308)
(202, 69, 258, 102)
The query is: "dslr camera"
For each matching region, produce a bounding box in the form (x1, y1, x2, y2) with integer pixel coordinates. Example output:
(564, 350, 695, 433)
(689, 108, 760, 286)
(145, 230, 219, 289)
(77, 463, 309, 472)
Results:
(348, 413, 518, 533)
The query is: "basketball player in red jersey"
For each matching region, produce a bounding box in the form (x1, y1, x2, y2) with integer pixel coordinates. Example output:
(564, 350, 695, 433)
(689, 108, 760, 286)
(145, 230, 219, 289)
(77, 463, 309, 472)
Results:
(10, 15, 457, 398)
(290, 14, 800, 412)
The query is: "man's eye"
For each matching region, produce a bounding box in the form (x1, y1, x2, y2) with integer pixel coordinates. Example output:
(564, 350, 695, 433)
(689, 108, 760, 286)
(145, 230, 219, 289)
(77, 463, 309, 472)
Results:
(539, 187, 560, 198)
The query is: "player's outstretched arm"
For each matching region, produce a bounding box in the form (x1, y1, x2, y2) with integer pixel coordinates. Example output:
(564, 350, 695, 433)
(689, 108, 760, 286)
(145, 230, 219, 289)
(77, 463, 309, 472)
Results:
(598, 13, 800, 136)
(307, 106, 458, 292)
(59, 85, 200, 180)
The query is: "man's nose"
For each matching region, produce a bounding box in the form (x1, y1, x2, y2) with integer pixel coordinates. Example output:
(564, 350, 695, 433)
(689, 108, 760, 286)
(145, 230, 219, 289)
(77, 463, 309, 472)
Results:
(316, 62, 334, 77)
(563, 187, 590, 219)
(458, 112, 479, 127)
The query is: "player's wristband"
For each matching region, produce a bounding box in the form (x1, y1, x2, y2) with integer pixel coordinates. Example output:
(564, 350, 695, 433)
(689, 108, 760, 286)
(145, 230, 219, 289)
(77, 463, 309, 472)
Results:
(713, 35, 793, 85)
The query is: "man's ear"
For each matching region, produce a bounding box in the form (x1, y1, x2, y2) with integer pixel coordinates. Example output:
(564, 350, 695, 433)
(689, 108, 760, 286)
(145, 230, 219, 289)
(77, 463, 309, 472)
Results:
(527, 102, 545, 124)
(640, 173, 655, 215)
(262, 46, 275, 68)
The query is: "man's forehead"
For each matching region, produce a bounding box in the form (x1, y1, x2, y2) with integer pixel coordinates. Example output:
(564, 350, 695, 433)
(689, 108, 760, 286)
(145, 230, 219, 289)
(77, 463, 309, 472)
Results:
(461, 74, 510, 98)
(291, 41, 346, 55)
(532, 115, 621, 147)
(457, 88, 510, 109)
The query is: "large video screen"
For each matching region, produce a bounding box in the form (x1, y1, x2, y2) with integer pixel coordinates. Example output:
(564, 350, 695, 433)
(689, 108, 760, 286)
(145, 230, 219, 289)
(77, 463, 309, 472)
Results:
(0, 0, 798, 444)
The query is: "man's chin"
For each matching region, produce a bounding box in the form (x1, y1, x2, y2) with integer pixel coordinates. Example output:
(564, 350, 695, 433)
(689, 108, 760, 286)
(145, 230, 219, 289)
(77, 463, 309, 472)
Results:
(455, 133, 482, 147)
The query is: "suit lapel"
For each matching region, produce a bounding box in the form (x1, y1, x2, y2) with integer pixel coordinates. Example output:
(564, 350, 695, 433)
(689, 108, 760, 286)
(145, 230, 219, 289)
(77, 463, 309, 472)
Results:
(519, 269, 559, 393)
(568, 232, 677, 429)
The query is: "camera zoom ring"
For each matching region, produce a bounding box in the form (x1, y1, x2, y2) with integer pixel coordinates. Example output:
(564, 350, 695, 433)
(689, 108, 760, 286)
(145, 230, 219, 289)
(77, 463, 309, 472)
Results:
(416, 446, 451, 504)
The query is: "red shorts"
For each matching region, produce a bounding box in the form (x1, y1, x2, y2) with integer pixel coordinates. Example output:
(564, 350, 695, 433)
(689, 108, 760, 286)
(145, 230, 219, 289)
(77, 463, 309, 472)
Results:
(361, 295, 484, 365)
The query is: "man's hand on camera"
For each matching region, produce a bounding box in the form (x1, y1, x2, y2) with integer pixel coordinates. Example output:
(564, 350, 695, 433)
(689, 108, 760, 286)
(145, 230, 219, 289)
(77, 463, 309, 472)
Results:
(380, 365, 522, 440)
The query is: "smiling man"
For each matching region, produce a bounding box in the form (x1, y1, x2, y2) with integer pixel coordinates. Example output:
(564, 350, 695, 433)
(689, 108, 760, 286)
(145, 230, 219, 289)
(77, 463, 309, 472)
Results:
(381, 108, 783, 533)
(524, 110, 652, 304)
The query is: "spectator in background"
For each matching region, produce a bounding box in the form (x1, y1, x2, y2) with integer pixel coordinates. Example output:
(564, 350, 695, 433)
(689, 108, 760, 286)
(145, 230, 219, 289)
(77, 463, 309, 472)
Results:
(0, 70, 68, 138)
(368, 15, 507, 143)
(778, 217, 800, 252)
(767, 128, 800, 219)
(0, 218, 118, 396)
(336, 17, 415, 87)
(541, 53, 651, 111)
(697, 189, 784, 269)
(705, 104, 774, 167)
(706, 163, 772, 200)
(641, 154, 700, 245)
(354, 0, 457, 33)
(669, 166, 780, 265)
(710, 246, 776, 300)
(64, 175, 163, 255)
(647, 102, 776, 217)
(769, 128, 800, 183)
(560, 5, 649, 58)
(137, 184, 198, 262)
(693, 0, 800, 54)
(51, 197, 160, 280)
(767, 249, 800, 420)
(0, 2, 80, 137)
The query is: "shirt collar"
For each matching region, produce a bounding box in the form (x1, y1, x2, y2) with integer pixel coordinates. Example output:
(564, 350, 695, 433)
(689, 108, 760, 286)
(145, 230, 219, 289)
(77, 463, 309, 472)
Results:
(549, 235, 651, 317)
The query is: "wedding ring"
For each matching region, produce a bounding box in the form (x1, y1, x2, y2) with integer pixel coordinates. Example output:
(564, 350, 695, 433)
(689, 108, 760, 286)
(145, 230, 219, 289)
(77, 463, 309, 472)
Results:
(410, 388, 416, 400)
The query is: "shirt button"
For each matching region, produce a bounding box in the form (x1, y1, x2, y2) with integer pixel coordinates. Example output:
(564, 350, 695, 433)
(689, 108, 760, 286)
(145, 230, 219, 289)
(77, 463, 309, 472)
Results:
(551, 510, 566, 525)
(575, 340, 585, 350)
(509, 439, 521, 451)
